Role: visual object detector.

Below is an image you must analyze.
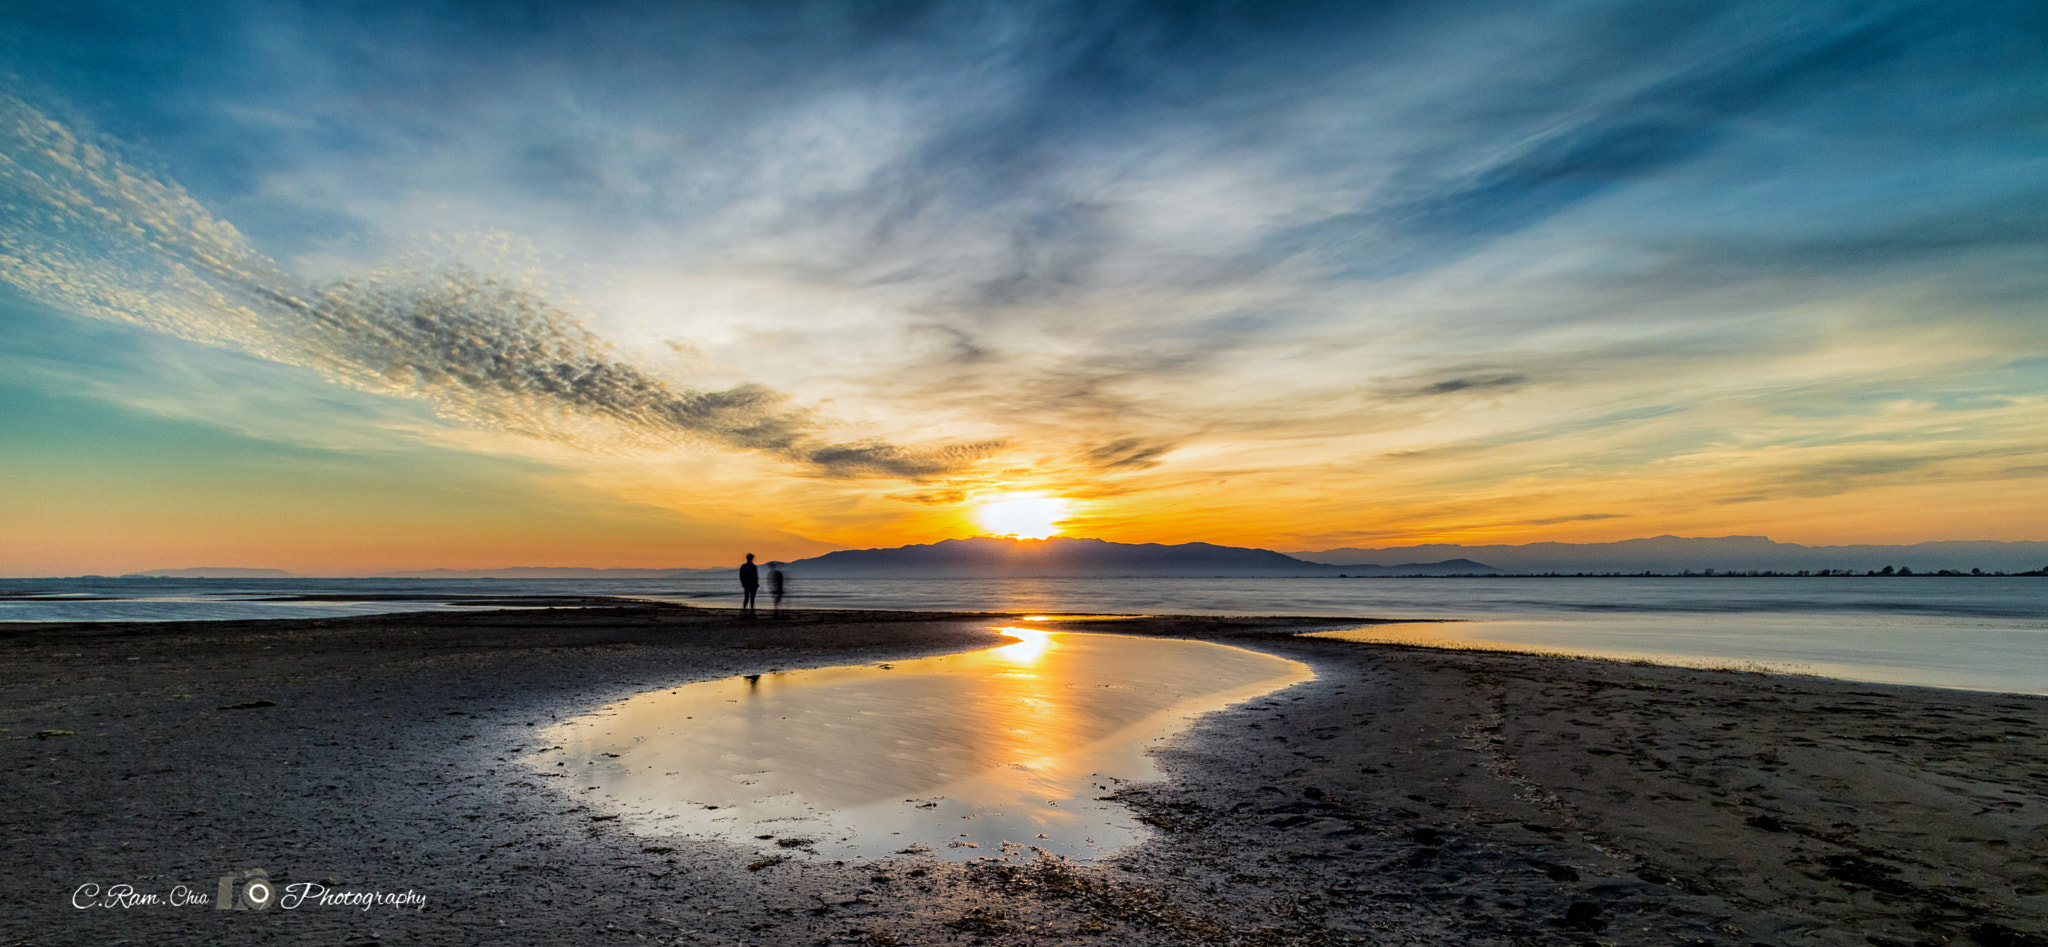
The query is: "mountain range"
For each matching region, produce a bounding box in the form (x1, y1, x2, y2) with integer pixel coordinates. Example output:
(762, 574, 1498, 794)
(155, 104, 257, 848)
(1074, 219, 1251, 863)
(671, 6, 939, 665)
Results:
(130, 567, 299, 578)
(779, 537, 1493, 577)
(367, 566, 717, 579)
(1292, 535, 2048, 575)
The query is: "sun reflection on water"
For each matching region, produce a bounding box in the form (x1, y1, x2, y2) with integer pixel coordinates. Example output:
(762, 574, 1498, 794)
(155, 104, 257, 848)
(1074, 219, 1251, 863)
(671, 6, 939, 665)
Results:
(991, 626, 1052, 664)
(536, 628, 1312, 861)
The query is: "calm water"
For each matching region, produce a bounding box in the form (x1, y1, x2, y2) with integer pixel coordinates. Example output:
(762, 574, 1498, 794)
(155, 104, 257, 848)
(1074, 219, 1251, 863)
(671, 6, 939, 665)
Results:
(4, 575, 2044, 694)
(533, 627, 1310, 861)
(1312, 614, 2048, 695)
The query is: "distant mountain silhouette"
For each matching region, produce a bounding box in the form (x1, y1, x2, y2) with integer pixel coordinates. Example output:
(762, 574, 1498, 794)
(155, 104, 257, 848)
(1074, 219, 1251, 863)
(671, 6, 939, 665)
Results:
(785, 537, 1500, 577)
(1374, 558, 1498, 576)
(1294, 535, 2048, 575)
(130, 567, 299, 578)
(368, 566, 725, 579)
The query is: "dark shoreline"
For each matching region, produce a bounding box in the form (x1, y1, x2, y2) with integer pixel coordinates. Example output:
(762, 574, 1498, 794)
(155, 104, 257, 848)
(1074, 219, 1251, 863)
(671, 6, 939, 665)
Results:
(3, 604, 2043, 945)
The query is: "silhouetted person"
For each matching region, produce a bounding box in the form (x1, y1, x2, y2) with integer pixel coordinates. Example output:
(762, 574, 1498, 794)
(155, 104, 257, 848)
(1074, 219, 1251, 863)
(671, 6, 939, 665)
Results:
(739, 553, 759, 617)
(767, 562, 788, 619)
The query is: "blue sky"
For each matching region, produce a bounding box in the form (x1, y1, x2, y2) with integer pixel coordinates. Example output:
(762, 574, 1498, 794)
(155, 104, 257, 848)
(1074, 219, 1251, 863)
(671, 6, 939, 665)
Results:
(2, 0, 2045, 572)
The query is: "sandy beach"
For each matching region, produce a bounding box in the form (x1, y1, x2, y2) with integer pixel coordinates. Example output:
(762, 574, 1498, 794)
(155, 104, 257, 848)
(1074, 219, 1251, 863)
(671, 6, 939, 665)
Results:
(3, 605, 2043, 946)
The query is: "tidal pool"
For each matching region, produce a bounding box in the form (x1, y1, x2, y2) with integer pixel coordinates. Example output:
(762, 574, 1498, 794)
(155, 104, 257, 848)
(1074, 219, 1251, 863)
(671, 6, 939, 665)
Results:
(533, 627, 1311, 861)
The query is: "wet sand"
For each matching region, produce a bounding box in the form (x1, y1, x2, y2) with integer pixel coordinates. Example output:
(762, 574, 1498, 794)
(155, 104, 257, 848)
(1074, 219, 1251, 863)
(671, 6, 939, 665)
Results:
(2, 605, 2043, 946)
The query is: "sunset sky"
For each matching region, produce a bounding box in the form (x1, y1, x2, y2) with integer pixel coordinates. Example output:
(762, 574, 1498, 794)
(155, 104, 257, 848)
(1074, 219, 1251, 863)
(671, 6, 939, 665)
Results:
(3, 0, 2045, 575)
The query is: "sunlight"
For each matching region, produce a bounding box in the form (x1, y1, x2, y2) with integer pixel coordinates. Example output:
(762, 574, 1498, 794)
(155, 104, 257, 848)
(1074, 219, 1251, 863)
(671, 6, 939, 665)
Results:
(990, 626, 1053, 665)
(974, 494, 1070, 539)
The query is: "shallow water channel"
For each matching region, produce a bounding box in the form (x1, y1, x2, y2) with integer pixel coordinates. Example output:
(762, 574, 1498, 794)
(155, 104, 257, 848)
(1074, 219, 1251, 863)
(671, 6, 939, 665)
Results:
(534, 627, 1311, 861)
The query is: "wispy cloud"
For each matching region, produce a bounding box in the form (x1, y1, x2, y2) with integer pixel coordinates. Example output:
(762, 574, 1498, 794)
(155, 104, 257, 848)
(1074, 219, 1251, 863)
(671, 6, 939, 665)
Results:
(1383, 373, 1531, 400)
(0, 95, 997, 481)
(1083, 437, 1179, 471)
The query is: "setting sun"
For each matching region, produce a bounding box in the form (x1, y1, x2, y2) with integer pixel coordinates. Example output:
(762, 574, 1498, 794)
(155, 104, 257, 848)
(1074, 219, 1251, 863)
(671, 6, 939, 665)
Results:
(974, 495, 1070, 540)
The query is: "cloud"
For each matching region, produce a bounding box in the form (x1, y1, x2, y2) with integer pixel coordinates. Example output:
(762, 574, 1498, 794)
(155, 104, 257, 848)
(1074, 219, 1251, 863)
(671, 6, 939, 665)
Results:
(1387, 373, 1530, 399)
(0, 95, 994, 481)
(884, 488, 969, 506)
(1730, 446, 2047, 501)
(1523, 513, 1630, 525)
(1083, 436, 1179, 471)
(801, 437, 1006, 481)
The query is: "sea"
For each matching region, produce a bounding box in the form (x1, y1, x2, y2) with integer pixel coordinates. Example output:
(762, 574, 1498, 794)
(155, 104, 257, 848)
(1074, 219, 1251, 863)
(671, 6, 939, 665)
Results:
(3, 575, 2044, 695)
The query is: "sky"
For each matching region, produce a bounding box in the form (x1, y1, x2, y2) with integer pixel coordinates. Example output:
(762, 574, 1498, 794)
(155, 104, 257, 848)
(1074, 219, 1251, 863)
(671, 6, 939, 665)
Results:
(1, 0, 2045, 575)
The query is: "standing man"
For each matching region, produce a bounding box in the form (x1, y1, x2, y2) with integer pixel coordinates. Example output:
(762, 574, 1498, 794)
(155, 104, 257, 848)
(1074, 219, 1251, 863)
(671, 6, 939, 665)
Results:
(739, 553, 759, 617)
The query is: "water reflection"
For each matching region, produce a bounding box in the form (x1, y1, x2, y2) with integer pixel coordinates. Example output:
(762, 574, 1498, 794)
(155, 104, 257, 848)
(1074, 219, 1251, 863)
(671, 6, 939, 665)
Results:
(534, 629, 1310, 861)
(990, 625, 1052, 663)
(1309, 615, 2048, 695)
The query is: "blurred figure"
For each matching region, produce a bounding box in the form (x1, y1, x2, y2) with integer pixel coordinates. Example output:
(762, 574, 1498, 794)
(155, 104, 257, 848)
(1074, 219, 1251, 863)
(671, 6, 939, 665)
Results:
(767, 561, 788, 619)
(739, 553, 759, 617)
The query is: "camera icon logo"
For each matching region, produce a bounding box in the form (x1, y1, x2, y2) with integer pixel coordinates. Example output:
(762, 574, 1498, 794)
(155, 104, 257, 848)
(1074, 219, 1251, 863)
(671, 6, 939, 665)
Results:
(216, 868, 274, 911)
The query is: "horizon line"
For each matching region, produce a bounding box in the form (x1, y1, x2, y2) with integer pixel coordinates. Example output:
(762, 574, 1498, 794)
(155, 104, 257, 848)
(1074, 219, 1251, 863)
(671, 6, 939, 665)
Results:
(11, 532, 2048, 579)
